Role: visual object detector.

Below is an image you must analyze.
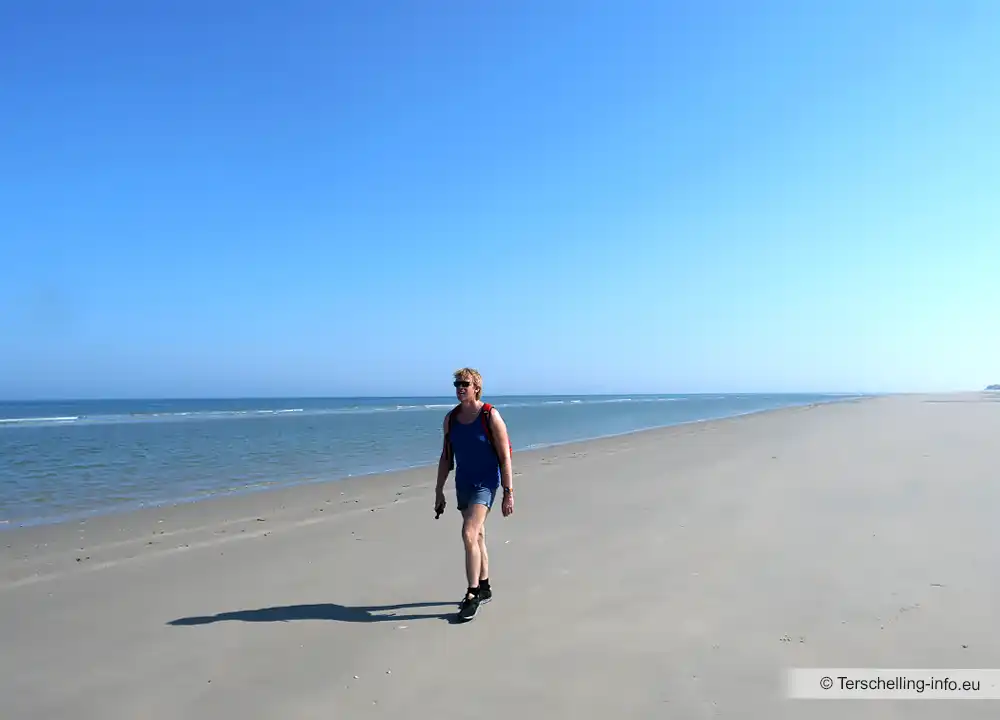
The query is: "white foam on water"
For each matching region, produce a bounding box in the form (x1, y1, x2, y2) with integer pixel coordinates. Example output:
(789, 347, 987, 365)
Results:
(0, 416, 79, 424)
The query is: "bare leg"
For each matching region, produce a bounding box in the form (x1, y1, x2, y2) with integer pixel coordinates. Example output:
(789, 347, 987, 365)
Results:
(461, 504, 489, 597)
(478, 520, 489, 583)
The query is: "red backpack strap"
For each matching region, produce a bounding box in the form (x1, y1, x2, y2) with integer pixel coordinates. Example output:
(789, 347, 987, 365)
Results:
(447, 404, 460, 433)
(443, 405, 461, 471)
(479, 403, 512, 460)
(479, 404, 492, 454)
(479, 403, 492, 436)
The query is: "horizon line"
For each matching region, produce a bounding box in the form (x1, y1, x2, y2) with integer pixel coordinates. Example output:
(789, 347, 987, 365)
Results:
(2, 390, 895, 403)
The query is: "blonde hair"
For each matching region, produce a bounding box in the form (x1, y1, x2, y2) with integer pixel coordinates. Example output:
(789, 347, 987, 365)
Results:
(453, 367, 483, 400)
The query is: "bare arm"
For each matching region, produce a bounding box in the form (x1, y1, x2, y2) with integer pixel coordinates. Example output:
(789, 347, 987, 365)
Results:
(490, 409, 514, 494)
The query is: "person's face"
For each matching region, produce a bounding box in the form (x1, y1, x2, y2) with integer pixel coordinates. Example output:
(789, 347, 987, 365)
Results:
(454, 376, 476, 401)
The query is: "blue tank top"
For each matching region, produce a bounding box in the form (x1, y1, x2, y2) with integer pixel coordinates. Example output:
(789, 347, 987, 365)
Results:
(450, 409, 501, 490)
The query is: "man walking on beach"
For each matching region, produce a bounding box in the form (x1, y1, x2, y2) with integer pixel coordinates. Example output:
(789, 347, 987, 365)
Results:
(435, 367, 514, 621)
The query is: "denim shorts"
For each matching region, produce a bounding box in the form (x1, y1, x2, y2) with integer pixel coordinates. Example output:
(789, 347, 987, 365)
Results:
(456, 484, 498, 512)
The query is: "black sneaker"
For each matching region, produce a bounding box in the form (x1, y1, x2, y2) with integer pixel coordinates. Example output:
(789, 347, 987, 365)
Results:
(479, 584, 492, 604)
(457, 591, 481, 621)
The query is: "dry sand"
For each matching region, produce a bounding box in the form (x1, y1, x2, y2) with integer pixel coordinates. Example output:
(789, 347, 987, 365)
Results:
(3, 393, 1000, 718)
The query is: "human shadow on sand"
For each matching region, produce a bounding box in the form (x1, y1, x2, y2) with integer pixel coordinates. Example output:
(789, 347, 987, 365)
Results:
(168, 601, 459, 626)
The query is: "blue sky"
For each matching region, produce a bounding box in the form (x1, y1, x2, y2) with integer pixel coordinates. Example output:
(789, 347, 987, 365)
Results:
(2, 0, 997, 399)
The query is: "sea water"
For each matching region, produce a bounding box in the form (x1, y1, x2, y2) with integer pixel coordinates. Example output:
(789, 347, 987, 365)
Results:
(0, 393, 861, 528)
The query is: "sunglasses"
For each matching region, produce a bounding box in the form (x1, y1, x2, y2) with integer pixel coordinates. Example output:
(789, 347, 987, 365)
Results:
(453, 380, 471, 388)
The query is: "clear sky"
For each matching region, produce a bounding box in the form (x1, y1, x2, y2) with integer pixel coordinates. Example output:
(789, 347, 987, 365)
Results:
(2, 0, 997, 399)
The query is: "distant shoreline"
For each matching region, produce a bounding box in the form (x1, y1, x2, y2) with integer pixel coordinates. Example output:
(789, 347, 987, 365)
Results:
(0, 390, 879, 404)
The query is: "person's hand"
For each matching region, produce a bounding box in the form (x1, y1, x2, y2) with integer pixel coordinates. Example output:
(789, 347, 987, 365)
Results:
(501, 489, 514, 517)
(434, 491, 446, 519)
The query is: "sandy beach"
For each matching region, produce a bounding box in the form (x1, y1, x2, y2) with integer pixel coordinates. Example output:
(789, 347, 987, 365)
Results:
(3, 393, 1000, 718)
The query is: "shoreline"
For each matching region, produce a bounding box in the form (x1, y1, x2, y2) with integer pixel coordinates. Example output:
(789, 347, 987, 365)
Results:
(1, 394, 868, 531)
(1, 396, 876, 591)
